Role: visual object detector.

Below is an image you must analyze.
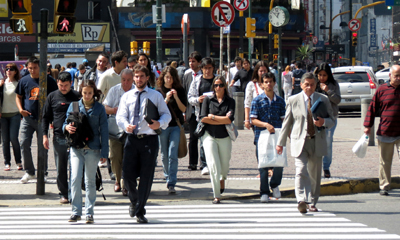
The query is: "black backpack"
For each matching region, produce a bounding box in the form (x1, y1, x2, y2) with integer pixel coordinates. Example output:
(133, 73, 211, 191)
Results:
(81, 166, 106, 200)
(65, 102, 94, 148)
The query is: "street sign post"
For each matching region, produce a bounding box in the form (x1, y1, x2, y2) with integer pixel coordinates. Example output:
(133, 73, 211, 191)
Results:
(233, 0, 249, 11)
(211, 1, 235, 27)
(348, 18, 361, 32)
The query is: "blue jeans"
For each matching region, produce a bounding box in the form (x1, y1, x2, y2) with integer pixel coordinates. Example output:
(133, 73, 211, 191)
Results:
(1, 114, 21, 166)
(256, 144, 283, 195)
(323, 119, 337, 171)
(70, 148, 100, 216)
(20, 116, 47, 175)
(159, 126, 180, 187)
(53, 136, 70, 199)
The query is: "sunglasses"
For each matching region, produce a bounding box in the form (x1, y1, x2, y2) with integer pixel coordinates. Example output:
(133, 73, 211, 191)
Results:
(214, 83, 225, 88)
(5, 68, 15, 72)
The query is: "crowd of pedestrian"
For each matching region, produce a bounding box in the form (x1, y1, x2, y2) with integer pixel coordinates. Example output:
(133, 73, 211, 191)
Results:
(1, 49, 399, 223)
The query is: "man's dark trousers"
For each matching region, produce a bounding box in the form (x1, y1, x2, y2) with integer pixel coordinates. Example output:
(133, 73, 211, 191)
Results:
(188, 113, 206, 168)
(123, 134, 158, 217)
(53, 135, 69, 199)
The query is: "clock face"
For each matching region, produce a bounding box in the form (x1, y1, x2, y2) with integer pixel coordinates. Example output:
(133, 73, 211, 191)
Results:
(269, 6, 290, 27)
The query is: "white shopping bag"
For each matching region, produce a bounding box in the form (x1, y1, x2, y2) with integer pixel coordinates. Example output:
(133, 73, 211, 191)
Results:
(257, 128, 288, 168)
(352, 134, 369, 158)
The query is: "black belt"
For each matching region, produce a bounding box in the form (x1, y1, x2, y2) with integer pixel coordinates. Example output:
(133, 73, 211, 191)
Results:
(305, 136, 315, 139)
(132, 134, 152, 139)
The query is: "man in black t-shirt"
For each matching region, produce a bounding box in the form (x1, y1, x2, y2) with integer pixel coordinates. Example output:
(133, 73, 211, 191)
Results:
(42, 72, 80, 203)
(15, 57, 58, 184)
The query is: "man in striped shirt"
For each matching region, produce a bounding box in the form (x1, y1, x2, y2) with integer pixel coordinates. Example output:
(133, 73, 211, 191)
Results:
(364, 65, 400, 196)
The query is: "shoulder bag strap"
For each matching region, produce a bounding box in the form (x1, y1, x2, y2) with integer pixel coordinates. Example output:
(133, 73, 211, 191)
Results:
(72, 102, 79, 113)
(254, 82, 259, 95)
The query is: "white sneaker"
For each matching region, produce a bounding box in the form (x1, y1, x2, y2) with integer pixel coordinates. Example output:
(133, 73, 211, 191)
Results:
(98, 161, 107, 168)
(201, 166, 209, 175)
(272, 187, 281, 199)
(168, 186, 176, 194)
(20, 173, 35, 184)
(260, 194, 269, 203)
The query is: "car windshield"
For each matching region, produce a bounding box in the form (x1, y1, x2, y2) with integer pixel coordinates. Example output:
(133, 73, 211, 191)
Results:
(333, 72, 369, 83)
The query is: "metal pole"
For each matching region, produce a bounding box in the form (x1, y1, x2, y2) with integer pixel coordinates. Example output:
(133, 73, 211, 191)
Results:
(156, 0, 162, 64)
(183, 19, 188, 68)
(219, 27, 223, 73)
(248, 0, 252, 59)
(350, 0, 355, 65)
(227, 31, 231, 80)
(239, 12, 244, 58)
(329, 0, 333, 61)
(269, 0, 274, 63)
(278, 27, 282, 97)
(37, 9, 49, 195)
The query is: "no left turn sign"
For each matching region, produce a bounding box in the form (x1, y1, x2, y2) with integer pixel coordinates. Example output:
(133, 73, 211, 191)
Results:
(211, 1, 235, 27)
(348, 19, 361, 32)
(234, 0, 249, 11)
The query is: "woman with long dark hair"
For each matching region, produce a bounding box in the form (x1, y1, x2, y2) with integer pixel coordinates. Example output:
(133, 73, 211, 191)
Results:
(137, 53, 156, 88)
(63, 80, 109, 223)
(244, 61, 269, 129)
(156, 66, 187, 193)
(200, 76, 235, 204)
(0, 63, 22, 171)
(314, 63, 341, 178)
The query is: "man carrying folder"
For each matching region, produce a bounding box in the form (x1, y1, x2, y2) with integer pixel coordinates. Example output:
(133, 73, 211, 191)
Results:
(116, 65, 171, 223)
(276, 73, 335, 213)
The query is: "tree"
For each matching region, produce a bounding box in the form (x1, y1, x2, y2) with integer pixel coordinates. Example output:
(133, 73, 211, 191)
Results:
(296, 45, 312, 61)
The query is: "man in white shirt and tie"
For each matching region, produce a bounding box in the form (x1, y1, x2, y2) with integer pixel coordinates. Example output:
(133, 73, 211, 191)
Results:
(116, 65, 171, 223)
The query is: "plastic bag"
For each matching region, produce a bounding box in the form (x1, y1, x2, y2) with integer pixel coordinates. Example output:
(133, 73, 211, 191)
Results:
(257, 129, 288, 168)
(352, 134, 369, 158)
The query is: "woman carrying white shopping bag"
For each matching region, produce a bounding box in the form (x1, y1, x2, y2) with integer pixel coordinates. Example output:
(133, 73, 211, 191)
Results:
(250, 72, 286, 203)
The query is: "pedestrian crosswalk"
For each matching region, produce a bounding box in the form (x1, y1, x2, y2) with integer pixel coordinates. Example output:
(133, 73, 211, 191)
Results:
(0, 203, 398, 239)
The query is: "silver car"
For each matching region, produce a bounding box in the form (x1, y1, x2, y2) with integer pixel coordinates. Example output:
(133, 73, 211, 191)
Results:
(332, 66, 380, 112)
(375, 67, 390, 83)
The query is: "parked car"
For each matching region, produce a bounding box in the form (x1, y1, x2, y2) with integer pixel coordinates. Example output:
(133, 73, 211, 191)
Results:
(332, 66, 381, 112)
(375, 67, 390, 83)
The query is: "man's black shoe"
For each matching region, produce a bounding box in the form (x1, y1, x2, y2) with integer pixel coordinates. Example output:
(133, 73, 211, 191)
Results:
(187, 164, 197, 170)
(380, 190, 389, 196)
(136, 215, 148, 223)
(129, 203, 136, 217)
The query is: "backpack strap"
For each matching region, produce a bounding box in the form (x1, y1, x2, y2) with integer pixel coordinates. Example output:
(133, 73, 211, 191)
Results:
(72, 102, 79, 113)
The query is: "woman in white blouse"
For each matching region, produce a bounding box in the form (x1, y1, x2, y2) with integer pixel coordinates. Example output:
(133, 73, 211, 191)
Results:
(244, 61, 269, 129)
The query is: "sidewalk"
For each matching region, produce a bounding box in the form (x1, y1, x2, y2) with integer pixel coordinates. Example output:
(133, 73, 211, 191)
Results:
(1, 115, 400, 207)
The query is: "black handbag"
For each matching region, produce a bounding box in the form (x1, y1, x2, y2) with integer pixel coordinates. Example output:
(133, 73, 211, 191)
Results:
(194, 122, 206, 138)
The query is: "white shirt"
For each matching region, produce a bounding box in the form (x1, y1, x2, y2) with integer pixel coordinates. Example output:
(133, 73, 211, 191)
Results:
(302, 91, 314, 116)
(103, 83, 135, 110)
(116, 86, 171, 135)
(229, 67, 240, 86)
(95, 69, 106, 88)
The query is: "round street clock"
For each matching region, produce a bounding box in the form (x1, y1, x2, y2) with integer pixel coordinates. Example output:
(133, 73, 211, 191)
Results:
(269, 6, 290, 27)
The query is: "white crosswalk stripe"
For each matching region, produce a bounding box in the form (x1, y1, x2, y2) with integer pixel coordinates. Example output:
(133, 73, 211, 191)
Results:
(0, 203, 398, 240)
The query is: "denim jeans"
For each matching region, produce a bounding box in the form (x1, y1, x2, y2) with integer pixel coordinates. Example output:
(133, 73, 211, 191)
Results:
(159, 126, 180, 187)
(323, 119, 337, 171)
(53, 135, 70, 199)
(70, 148, 100, 216)
(1, 114, 21, 166)
(256, 144, 283, 195)
(20, 116, 48, 175)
